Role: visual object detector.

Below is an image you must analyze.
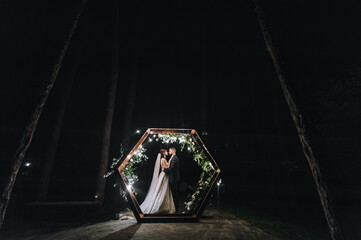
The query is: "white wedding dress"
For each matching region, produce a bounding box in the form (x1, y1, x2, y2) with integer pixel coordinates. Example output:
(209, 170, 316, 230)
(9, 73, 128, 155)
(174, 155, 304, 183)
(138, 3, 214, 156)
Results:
(140, 154, 176, 214)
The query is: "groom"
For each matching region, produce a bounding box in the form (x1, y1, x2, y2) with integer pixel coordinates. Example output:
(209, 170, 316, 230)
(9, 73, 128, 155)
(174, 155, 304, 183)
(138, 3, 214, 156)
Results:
(163, 147, 180, 212)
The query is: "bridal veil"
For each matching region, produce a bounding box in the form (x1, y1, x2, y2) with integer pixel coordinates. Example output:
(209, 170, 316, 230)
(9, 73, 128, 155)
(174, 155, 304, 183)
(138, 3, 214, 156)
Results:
(140, 153, 161, 212)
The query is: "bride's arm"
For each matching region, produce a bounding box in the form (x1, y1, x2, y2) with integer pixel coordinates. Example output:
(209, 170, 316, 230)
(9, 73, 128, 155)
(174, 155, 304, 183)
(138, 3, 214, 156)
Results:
(163, 156, 176, 174)
(161, 158, 167, 169)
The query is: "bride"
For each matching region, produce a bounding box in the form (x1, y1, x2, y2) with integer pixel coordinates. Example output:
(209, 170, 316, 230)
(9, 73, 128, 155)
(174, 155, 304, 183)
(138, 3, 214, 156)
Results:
(140, 149, 176, 214)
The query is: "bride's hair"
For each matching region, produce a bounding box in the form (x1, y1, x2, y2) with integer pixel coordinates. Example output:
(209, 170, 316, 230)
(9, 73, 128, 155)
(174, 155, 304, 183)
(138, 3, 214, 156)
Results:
(160, 149, 167, 158)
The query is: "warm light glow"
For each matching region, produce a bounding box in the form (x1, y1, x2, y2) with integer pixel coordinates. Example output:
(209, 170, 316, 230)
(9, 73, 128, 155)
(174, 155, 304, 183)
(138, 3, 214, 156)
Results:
(209, 162, 214, 169)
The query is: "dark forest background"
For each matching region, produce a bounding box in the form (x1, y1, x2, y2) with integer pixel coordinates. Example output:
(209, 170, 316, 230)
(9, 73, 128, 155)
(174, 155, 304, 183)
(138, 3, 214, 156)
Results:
(1, 0, 361, 239)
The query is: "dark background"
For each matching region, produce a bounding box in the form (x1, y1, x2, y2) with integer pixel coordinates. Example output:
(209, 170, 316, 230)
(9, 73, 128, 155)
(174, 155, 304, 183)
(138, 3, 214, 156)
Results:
(1, 0, 361, 239)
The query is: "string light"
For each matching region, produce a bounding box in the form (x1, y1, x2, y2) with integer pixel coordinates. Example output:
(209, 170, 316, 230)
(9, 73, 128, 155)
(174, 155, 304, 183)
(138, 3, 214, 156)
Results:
(136, 130, 140, 134)
(127, 184, 132, 190)
(25, 162, 31, 167)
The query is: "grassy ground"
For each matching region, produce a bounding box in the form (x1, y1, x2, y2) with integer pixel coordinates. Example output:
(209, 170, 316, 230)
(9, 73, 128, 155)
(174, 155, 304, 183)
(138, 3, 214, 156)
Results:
(221, 203, 331, 240)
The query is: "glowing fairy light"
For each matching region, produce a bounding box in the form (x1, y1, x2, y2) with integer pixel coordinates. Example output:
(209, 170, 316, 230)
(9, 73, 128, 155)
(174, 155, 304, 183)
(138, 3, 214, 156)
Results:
(136, 130, 140, 134)
(209, 162, 215, 170)
(127, 178, 134, 190)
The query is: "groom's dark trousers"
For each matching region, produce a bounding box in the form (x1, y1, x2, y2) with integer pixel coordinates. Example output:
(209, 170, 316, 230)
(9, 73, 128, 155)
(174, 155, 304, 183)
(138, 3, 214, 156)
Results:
(170, 181, 179, 212)
(164, 155, 180, 212)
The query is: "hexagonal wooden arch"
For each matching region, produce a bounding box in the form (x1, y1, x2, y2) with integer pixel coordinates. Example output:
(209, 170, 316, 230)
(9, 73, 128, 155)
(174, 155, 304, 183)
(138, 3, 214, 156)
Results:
(117, 128, 221, 223)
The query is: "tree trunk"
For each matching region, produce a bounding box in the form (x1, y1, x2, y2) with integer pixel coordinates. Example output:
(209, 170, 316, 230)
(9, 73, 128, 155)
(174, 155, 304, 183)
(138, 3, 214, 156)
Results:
(122, 10, 143, 147)
(200, 22, 207, 133)
(253, 1, 343, 239)
(95, 0, 120, 205)
(0, 0, 87, 231)
(37, 46, 83, 202)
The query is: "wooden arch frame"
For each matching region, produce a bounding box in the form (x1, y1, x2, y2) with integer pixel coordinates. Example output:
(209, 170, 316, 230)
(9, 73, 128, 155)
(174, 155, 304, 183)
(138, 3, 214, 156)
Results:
(117, 128, 221, 223)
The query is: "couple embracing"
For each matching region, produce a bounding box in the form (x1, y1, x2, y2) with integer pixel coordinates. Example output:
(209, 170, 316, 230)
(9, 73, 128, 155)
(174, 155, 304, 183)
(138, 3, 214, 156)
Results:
(140, 147, 180, 214)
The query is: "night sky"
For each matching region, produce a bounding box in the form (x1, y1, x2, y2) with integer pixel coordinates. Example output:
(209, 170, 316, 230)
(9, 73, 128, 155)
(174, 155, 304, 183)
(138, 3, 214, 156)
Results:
(1, 0, 361, 238)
